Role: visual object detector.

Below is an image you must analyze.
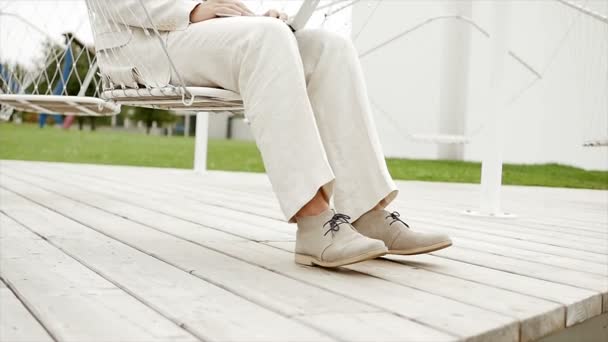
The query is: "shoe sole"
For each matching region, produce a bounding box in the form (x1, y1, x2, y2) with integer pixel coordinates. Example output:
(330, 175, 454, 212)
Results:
(295, 248, 388, 268)
(388, 240, 453, 255)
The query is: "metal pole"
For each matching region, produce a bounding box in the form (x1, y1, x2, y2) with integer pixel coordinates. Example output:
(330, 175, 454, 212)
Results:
(193, 112, 209, 173)
(184, 114, 190, 136)
(475, 0, 514, 218)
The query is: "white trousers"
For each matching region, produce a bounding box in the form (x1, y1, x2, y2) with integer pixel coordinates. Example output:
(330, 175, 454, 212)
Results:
(167, 16, 398, 223)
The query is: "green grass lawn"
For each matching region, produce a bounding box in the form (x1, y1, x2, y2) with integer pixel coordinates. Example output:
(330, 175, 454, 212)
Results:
(1, 123, 606, 189)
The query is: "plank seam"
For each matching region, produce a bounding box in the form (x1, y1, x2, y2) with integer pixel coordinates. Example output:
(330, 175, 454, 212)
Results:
(0, 187, 345, 342)
(0, 276, 59, 342)
(0, 177, 462, 340)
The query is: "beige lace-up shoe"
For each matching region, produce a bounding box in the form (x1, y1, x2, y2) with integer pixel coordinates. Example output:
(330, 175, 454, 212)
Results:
(352, 209, 452, 255)
(295, 209, 388, 268)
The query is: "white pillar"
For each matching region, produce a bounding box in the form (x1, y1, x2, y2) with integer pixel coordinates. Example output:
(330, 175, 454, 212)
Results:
(438, 1, 472, 160)
(193, 112, 209, 173)
(184, 114, 190, 136)
(477, 1, 513, 217)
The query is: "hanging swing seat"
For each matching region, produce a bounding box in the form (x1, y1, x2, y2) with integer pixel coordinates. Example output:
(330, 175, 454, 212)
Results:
(0, 94, 120, 116)
(101, 86, 244, 113)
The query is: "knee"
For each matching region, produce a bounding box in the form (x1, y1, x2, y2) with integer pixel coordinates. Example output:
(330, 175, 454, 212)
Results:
(250, 17, 295, 46)
(297, 29, 355, 55)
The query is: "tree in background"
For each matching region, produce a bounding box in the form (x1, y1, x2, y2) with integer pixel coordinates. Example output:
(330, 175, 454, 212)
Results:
(129, 106, 176, 134)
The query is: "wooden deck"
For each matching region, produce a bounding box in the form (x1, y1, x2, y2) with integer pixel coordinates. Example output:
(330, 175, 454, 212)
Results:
(0, 159, 606, 342)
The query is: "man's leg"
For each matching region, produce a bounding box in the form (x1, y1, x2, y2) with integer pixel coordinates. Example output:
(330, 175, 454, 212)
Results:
(167, 17, 335, 223)
(167, 18, 389, 267)
(295, 29, 399, 222)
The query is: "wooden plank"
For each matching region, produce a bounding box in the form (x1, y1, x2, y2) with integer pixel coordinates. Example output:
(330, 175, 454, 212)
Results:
(400, 202, 608, 239)
(335, 258, 561, 341)
(299, 312, 457, 342)
(20, 163, 606, 275)
(0, 214, 199, 342)
(395, 206, 607, 249)
(0, 171, 520, 341)
(336, 260, 563, 342)
(25, 162, 606, 264)
(401, 220, 607, 264)
(430, 247, 608, 303)
(203, 240, 519, 342)
(7, 159, 607, 239)
(449, 238, 607, 275)
(26, 179, 555, 341)
(3, 164, 604, 333)
(7, 162, 606, 270)
(113, 168, 608, 238)
(0, 186, 452, 342)
(4, 172, 292, 242)
(390, 190, 608, 232)
(4, 163, 605, 281)
(0, 165, 295, 242)
(267, 241, 602, 326)
(102, 173, 608, 269)
(0, 280, 53, 342)
(4, 160, 608, 340)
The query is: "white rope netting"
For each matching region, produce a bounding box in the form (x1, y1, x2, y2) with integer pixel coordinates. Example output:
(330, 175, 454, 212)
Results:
(1, 0, 604, 148)
(0, 1, 119, 118)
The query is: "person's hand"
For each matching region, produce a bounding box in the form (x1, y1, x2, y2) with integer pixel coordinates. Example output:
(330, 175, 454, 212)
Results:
(263, 9, 288, 22)
(189, 0, 255, 23)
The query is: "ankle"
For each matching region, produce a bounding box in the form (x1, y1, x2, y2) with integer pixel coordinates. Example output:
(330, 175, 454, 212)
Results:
(296, 204, 330, 220)
(295, 188, 330, 220)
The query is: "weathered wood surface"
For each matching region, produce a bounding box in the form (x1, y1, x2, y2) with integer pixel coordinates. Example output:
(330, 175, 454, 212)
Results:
(0, 159, 606, 342)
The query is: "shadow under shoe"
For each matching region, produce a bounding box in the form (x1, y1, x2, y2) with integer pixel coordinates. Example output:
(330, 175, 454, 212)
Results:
(295, 209, 388, 268)
(352, 209, 452, 255)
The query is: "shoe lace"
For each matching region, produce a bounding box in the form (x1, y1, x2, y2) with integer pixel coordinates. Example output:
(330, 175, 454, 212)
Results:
(385, 211, 410, 228)
(323, 213, 352, 236)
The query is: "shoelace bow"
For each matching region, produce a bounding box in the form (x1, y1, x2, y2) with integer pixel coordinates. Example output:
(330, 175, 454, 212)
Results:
(323, 213, 352, 236)
(385, 211, 410, 228)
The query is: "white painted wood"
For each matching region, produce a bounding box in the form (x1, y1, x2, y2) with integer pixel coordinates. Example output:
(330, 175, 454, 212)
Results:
(1, 160, 606, 341)
(0, 214, 199, 342)
(0, 165, 294, 237)
(0, 185, 453, 341)
(3, 163, 597, 276)
(395, 197, 608, 240)
(299, 312, 456, 342)
(449, 238, 607, 275)
(193, 112, 209, 173)
(395, 208, 608, 255)
(27, 160, 604, 241)
(0, 283, 53, 342)
(0, 190, 334, 342)
(267, 241, 602, 328)
(0, 176, 526, 340)
(1, 168, 294, 241)
(431, 247, 608, 302)
(16, 163, 599, 267)
(8, 166, 592, 338)
(204, 241, 519, 342)
(0, 174, 518, 341)
(344, 256, 564, 342)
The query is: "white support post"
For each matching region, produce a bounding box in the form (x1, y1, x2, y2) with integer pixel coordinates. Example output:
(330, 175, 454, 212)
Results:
(438, 1, 472, 160)
(184, 114, 190, 136)
(468, 0, 515, 218)
(193, 112, 209, 173)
